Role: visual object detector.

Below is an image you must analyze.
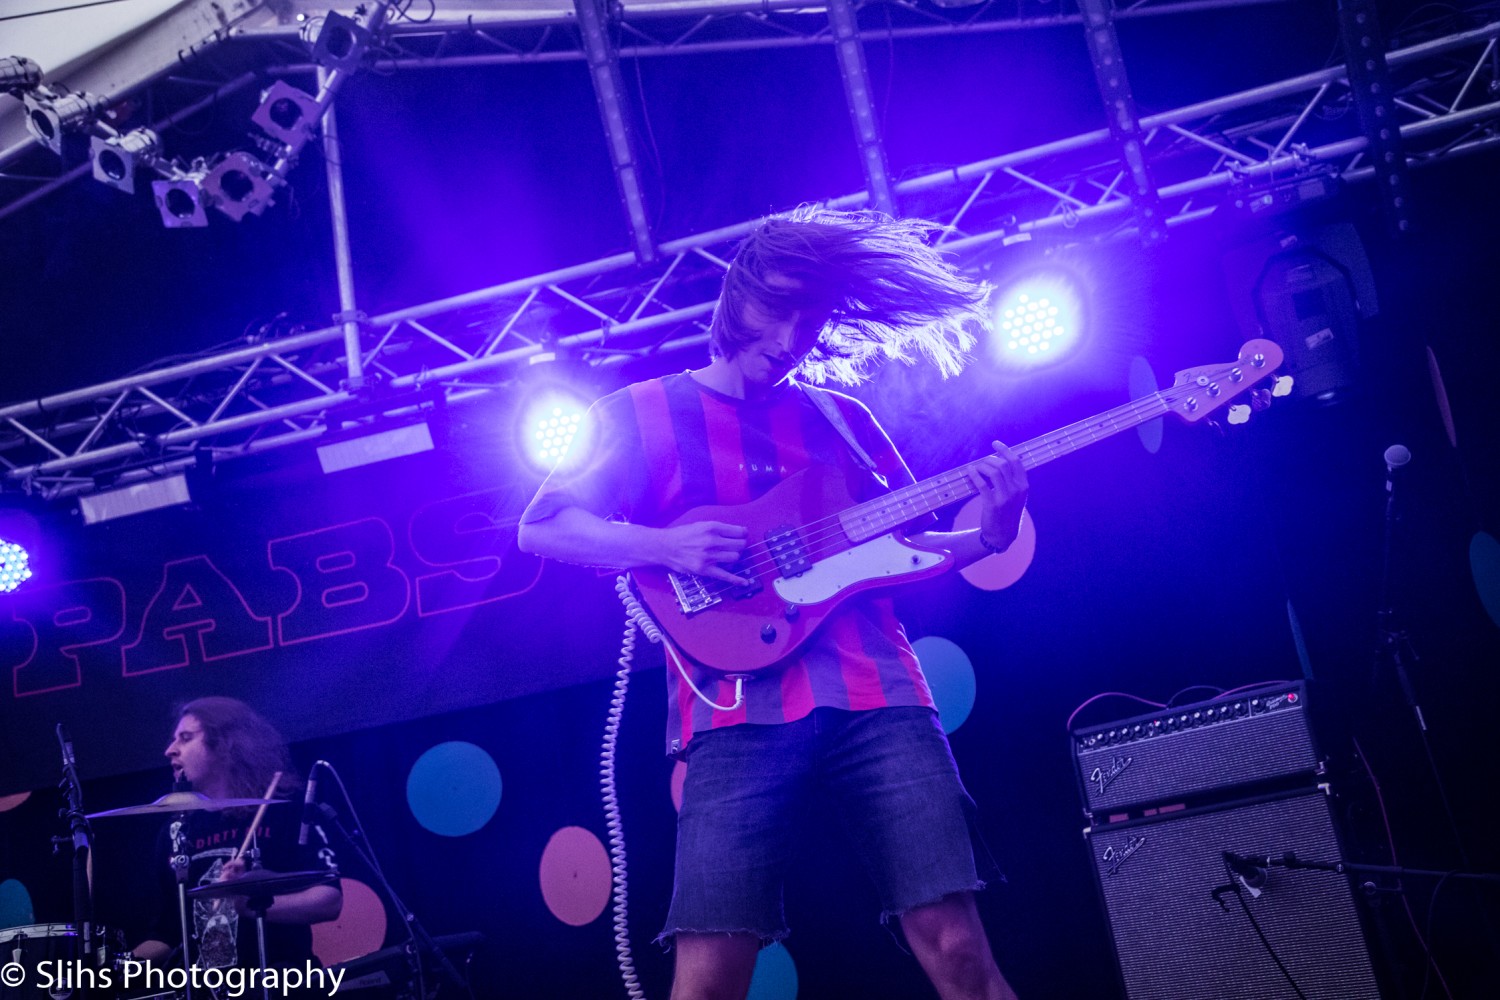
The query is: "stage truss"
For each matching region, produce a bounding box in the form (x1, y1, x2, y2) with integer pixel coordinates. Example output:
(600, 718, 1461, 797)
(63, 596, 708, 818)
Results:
(1, 3, 1497, 504)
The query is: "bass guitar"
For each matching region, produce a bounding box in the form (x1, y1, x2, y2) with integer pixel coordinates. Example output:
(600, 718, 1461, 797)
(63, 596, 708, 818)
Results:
(633, 339, 1286, 673)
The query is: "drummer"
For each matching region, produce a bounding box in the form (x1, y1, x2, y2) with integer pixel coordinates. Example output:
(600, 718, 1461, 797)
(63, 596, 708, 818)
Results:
(130, 697, 342, 972)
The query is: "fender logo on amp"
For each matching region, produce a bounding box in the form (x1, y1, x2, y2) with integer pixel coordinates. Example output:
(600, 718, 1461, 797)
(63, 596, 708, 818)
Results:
(1091, 755, 1133, 795)
(1103, 835, 1147, 877)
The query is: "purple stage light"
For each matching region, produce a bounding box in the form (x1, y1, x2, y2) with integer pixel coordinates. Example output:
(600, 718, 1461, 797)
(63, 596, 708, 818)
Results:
(990, 270, 1086, 370)
(520, 390, 589, 473)
(0, 538, 32, 593)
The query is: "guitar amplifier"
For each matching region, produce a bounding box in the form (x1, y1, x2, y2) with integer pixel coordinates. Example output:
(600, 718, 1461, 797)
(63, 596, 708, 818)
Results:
(1073, 683, 1319, 817)
(1086, 786, 1381, 999)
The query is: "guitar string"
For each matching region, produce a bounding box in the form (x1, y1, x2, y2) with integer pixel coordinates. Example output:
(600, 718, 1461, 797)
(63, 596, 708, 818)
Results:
(681, 378, 1204, 600)
(679, 359, 1267, 602)
(686, 390, 1175, 598)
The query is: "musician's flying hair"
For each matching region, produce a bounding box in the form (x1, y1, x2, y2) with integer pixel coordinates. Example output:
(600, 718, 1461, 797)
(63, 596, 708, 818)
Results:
(709, 207, 989, 385)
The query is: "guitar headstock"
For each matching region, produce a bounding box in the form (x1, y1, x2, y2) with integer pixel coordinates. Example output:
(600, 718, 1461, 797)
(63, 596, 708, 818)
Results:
(1165, 338, 1288, 425)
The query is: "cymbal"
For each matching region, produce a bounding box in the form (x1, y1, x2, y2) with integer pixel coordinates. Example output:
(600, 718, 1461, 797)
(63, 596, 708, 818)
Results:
(187, 868, 337, 899)
(86, 791, 287, 818)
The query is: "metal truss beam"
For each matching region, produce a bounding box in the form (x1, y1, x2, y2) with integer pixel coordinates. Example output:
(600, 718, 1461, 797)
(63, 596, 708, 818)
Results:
(828, 0, 897, 215)
(4, 17, 1497, 505)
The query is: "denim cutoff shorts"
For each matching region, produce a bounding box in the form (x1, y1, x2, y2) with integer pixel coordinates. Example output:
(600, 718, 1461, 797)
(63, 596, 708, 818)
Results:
(659, 705, 984, 945)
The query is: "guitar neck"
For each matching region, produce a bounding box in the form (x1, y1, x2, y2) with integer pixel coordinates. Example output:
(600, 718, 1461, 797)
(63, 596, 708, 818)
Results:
(840, 391, 1171, 542)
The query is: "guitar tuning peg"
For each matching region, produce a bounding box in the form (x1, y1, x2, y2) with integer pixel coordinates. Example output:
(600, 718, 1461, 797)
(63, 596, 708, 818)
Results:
(1227, 403, 1251, 425)
(1272, 375, 1294, 398)
(1250, 388, 1273, 411)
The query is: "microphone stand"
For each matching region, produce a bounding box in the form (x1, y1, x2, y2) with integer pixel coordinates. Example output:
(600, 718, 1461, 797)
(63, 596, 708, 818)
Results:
(52, 725, 95, 993)
(1373, 447, 1469, 866)
(314, 802, 471, 997)
(1247, 851, 1500, 890)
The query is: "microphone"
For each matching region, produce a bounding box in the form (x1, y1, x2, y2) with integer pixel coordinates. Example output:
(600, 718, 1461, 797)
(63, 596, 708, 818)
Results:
(298, 762, 322, 847)
(1223, 851, 1270, 892)
(1384, 443, 1411, 494)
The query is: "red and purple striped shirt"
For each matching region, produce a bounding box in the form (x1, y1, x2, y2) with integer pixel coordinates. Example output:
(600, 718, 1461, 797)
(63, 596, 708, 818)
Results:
(522, 372, 936, 754)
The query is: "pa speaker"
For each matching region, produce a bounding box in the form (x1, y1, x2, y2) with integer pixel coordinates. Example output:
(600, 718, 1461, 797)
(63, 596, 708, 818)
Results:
(1086, 787, 1381, 999)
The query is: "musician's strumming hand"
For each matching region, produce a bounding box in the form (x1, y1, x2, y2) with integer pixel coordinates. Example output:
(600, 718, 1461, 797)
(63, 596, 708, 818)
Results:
(658, 520, 751, 586)
(968, 440, 1029, 553)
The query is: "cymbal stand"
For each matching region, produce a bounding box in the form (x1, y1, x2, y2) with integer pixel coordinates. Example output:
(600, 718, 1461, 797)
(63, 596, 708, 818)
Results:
(167, 814, 195, 1000)
(242, 846, 273, 1000)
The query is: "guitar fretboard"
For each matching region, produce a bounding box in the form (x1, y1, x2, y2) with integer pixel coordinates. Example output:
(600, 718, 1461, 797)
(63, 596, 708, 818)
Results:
(839, 391, 1172, 543)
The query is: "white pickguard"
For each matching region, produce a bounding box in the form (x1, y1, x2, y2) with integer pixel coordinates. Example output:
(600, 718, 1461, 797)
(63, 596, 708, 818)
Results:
(773, 534, 946, 605)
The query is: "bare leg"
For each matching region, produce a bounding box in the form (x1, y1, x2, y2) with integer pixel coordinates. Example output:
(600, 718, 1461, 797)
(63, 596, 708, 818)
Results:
(669, 932, 761, 1000)
(899, 892, 1018, 1000)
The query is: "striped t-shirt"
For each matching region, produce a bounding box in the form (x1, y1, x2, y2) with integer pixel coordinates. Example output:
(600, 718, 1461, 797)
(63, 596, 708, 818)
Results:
(522, 372, 936, 753)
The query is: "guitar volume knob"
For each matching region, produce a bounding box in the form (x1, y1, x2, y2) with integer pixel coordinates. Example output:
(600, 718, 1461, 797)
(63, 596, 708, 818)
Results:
(760, 624, 778, 644)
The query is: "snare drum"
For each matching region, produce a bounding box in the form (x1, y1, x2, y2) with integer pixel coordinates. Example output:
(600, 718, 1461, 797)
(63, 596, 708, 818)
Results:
(0, 922, 123, 998)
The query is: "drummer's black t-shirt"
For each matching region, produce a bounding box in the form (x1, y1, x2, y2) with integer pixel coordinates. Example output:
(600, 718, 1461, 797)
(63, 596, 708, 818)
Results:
(145, 806, 338, 970)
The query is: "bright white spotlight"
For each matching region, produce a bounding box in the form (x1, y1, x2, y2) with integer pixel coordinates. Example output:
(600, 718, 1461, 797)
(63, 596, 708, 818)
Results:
(990, 270, 1086, 370)
(520, 392, 589, 473)
(0, 538, 33, 593)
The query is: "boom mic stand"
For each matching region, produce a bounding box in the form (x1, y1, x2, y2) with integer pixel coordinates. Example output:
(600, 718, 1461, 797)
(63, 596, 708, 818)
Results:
(1373, 444, 1469, 865)
(310, 774, 472, 998)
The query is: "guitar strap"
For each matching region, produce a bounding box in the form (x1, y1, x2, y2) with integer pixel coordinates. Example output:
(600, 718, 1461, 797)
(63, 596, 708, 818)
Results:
(796, 382, 888, 488)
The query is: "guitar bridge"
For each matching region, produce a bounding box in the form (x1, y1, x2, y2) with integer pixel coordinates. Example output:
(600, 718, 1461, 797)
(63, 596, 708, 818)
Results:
(668, 556, 763, 615)
(669, 572, 721, 614)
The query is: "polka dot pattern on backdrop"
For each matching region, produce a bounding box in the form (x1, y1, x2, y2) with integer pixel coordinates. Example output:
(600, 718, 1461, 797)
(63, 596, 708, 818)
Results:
(538, 826, 612, 927)
(747, 941, 798, 1000)
(1129, 356, 1164, 455)
(311, 878, 387, 968)
(0, 791, 30, 813)
(406, 742, 502, 837)
(955, 500, 1036, 592)
(1470, 531, 1500, 630)
(0, 879, 35, 927)
(912, 636, 977, 734)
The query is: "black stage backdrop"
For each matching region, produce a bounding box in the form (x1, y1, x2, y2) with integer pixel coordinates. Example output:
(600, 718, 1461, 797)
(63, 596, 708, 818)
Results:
(3, 164, 1500, 998)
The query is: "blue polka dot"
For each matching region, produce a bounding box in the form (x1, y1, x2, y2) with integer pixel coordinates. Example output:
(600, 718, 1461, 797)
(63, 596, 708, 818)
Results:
(406, 742, 502, 837)
(0, 879, 34, 926)
(913, 636, 977, 734)
(1472, 531, 1500, 630)
(1129, 356, 1163, 455)
(747, 941, 798, 1000)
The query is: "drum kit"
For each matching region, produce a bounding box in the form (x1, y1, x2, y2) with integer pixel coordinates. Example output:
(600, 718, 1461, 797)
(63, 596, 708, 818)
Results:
(16, 730, 476, 999)
(2, 788, 331, 1000)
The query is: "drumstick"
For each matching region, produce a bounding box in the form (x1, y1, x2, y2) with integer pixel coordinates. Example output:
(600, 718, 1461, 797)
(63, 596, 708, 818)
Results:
(232, 770, 282, 863)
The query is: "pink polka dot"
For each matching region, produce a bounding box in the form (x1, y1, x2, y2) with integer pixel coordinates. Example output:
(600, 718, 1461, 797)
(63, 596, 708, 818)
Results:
(539, 826, 611, 927)
(311, 878, 387, 967)
(955, 501, 1036, 591)
(0, 792, 30, 813)
(670, 761, 686, 813)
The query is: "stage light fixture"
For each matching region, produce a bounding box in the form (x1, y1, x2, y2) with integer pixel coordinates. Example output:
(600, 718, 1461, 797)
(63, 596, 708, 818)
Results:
(990, 270, 1087, 370)
(151, 173, 209, 228)
(203, 152, 275, 221)
(301, 11, 372, 73)
(0, 538, 33, 594)
(91, 128, 160, 193)
(0, 55, 43, 93)
(78, 474, 191, 525)
(519, 390, 589, 474)
(316, 422, 435, 474)
(22, 89, 107, 155)
(251, 80, 321, 145)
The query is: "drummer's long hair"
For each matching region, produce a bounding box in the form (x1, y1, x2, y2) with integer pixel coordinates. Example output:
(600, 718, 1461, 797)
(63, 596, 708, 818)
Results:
(177, 696, 299, 802)
(708, 206, 988, 385)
